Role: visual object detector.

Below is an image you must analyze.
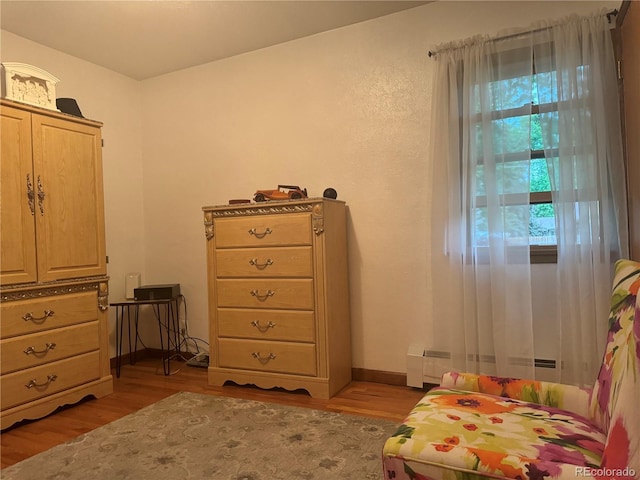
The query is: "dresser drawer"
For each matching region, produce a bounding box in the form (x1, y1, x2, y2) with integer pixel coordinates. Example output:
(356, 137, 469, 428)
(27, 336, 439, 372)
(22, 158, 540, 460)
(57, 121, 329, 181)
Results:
(218, 308, 315, 342)
(0, 292, 97, 339)
(1, 351, 101, 411)
(216, 279, 314, 310)
(215, 214, 312, 248)
(218, 338, 316, 376)
(215, 246, 313, 278)
(1, 322, 100, 375)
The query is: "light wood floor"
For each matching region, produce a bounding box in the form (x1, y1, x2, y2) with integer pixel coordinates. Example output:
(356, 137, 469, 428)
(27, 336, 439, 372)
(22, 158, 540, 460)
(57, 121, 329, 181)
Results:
(1, 358, 426, 469)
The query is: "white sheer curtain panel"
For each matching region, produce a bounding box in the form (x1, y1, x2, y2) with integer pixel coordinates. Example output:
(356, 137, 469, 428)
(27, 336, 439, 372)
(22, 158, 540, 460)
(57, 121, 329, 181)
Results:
(426, 10, 627, 385)
(427, 39, 536, 381)
(535, 14, 628, 385)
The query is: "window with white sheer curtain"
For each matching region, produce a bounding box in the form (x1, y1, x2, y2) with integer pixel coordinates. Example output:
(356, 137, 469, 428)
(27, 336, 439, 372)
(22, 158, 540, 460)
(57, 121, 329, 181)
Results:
(427, 11, 628, 386)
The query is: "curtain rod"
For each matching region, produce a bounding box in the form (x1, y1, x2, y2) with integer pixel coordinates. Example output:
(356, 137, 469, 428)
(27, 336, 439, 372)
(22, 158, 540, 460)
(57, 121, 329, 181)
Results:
(428, 9, 618, 58)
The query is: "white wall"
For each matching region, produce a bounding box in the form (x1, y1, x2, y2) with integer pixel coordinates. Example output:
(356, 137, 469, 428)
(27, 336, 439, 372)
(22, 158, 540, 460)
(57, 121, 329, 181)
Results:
(1, 0, 619, 374)
(139, 0, 618, 374)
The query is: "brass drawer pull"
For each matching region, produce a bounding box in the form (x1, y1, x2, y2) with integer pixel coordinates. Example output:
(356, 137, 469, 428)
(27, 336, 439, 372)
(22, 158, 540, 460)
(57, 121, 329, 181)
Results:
(25, 374, 58, 389)
(248, 227, 272, 238)
(22, 310, 55, 323)
(251, 352, 276, 363)
(251, 320, 276, 332)
(249, 258, 273, 269)
(250, 289, 275, 300)
(24, 343, 57, 356)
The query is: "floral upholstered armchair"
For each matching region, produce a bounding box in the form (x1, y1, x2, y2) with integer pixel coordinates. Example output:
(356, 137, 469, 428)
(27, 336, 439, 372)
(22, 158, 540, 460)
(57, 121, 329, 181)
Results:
(383, 259, 640, 480)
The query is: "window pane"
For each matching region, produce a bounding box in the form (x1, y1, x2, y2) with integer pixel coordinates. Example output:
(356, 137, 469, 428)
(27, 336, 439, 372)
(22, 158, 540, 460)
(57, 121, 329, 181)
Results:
(536, 110, 559, 149)
(476, 159, 552, 197)
(473, 204, 530, 247)
(530, 113, 544, 151)
(476, 159, 533, 197)
(475, 115, 534, 156)
(530, 203, 556, 245)
(494, 116, 532, 153)
(489, 76, 533, 110)
(476, 164, 485, 196)
(500, 160, 530, 194)
(474, 204, 556, 247)
(530, 158, 551, 192)
(483, 72, 558, 110)
(533, 71, 557, 104)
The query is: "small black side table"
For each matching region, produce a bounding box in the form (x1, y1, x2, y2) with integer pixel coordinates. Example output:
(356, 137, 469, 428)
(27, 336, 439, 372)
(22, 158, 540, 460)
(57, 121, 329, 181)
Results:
(110, 296, 181, 377)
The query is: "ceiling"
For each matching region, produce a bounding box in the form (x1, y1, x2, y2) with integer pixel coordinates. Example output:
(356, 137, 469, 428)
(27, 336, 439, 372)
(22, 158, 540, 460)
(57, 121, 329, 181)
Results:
(0, 0, 430, 80)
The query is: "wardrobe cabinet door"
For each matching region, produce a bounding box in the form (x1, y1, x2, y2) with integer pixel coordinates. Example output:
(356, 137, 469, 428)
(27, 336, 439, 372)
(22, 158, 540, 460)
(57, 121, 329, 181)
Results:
(31, 114, 107, 282)
(0, 105, 37, 286)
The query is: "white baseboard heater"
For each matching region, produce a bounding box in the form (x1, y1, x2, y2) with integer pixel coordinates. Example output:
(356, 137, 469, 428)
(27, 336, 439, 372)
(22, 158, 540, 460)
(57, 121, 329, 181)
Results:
(407, 347, 558, 388)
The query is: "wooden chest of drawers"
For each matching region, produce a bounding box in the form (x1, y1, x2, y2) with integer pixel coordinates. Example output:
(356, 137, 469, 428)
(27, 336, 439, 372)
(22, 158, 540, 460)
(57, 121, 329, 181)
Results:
(203, 198, 351, 398)
(0, 283, 112, 429)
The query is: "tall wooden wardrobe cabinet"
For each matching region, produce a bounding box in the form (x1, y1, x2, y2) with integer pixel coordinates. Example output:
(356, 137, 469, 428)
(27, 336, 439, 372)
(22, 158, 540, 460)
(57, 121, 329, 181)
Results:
(0, 99, 112, 429)
(203, 198, 351, 399)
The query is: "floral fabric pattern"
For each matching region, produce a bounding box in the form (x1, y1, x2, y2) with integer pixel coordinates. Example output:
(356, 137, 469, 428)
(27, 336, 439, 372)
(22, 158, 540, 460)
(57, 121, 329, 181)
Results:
(440, 372, 592, 418)
(590, 260, 640, 479)
(589, 260, 640, 430)
(383, 259, 640, 480)
(383, 388, 605, 480)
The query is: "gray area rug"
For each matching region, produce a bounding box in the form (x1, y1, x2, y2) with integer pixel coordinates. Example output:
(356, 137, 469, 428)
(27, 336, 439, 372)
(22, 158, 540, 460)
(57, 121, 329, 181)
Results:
(2, 391, 399, 479)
